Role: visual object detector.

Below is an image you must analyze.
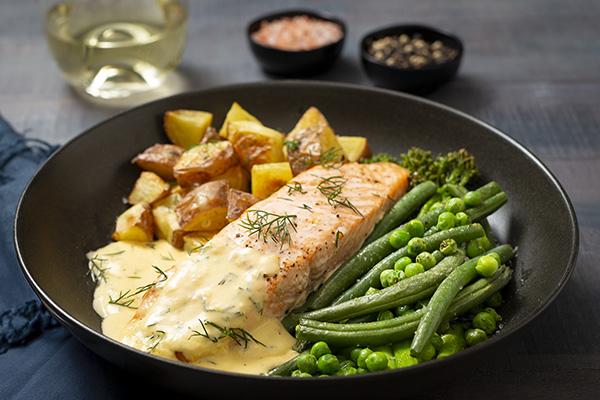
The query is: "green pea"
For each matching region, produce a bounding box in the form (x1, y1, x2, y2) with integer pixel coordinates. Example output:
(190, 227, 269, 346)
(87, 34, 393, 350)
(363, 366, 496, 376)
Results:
(473, 312, 497, 334)
(415, 251, 436, 270)
(437, 334, 462, 358)
(465, 328, 488, 346)
(419, 342, 436, 361)
(446, 197, 466, 214)
(291, 370, 312, 377)
(396, 270, 406, 281)
(357, 367, 369, 374)
(476, 255, 499, 277)
(468, 303, 485, 315)
(394, 256, 413, 271)
(339, 359, 357, 370)
(485, 292, 503, 308)
(389, 229, 411, 249)
(311, 341, 331, 359)
(439, 238, 458, 255)
(406, 219, 425, 238)
(463, 191, 482, 206)
(365, 352, 389, 372)
(484, 307, 502, 323)
(404, 262, 425, 278)
(466, 238, 485, 257)
(430, 332, 443, 351)
(317, 354, 340, 375)
(335, 366, 358, 376)
(380, 269, 399, 288)
(437, 212, 456, 230)
(395, 304, 412, 316)
(407, 237, 427, 257)
(365, 287, 379, 295)
(377, 310, 395, 321)
(356, 348, 373, 369)
(296, 354, 318, 375)
(350, 347, 362, 364)
(455, 211, 471, 226)
(487, 252, 501, 265)
(437, 320, 450, 334)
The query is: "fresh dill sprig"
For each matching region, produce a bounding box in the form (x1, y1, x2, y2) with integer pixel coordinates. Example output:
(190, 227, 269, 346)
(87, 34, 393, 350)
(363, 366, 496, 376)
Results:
(298, 203, 313, 212)
(316, 175, 363, 217)
(189, 320, 265, 349)
(147, 330, 165, 352)
(335, 230, 344, 247)
(286, 181, 306, 195)
(160, 252, 175, 261)
(294, 147, 344, 169)
(108, 265, 168, 309)
(283, 138, 301, 152)
(87, 254, 108, 283)
(239, 210, 297, 248)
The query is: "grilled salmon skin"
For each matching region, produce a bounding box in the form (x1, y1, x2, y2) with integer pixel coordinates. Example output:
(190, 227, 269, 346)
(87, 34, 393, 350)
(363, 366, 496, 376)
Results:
(121, 162, 408, 366)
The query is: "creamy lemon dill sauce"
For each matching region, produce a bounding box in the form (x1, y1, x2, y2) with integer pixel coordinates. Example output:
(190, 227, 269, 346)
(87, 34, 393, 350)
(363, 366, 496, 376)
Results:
(87, 238, 297, 375)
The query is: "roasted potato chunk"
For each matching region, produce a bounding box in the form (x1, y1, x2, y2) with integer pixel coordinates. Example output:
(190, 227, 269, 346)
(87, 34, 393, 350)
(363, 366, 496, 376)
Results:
(218, 102, 262, 138)
(227, 189, 262, 220)
(337, 136, 371, 163)
(152, 188, 183, 208)
(183, 231, 216, 254)
(131, 144, 184, 181)
(285, 124, 345, 175)
(112, 203, 154, 242)
(210, 164, 250, 192)
(152, 205, 185, 248)
(164, 109, 213, 148)
(128, 171, 171, 205)
(227, 121, 285, 171)
(251, 162, 293, 199)
(173, 141, 240, 187)
(200, 126, 224, 144)
(287, 106, 330, 138)
(175, 180, 230, 231)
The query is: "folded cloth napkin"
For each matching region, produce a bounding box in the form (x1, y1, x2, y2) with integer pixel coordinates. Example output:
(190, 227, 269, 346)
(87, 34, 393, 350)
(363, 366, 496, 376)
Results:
(0, 116, 60, 354)
(0, 115, 181, 400)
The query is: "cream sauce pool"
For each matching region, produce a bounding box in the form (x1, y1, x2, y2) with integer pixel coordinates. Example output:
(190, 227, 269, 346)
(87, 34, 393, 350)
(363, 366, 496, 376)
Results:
(87, 238, 297, 375)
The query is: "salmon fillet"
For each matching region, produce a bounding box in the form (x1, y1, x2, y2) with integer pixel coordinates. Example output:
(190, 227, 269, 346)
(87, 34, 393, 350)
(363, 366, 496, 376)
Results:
(123, 162, 408, 362)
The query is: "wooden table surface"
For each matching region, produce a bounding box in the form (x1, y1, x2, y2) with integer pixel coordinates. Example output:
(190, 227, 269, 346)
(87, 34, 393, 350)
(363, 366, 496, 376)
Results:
(1, 1, 599, 398)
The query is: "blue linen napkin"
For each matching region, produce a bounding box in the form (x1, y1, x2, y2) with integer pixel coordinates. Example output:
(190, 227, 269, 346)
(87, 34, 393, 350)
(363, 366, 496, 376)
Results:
(0, 115, 184, 400)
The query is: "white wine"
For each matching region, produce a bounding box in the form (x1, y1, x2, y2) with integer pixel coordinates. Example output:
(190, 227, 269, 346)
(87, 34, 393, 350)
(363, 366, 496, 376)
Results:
(44, 1, 188, 99)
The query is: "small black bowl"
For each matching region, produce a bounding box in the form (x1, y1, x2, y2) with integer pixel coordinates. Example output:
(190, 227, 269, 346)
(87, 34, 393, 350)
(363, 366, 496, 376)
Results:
(360, 24, 463, 94)
(247, 9, 346, 76)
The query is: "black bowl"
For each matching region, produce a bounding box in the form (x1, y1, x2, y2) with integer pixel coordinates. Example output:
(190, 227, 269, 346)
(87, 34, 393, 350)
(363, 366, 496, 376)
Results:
(14, 81, 578, 399)
(247, 10, 345, 76)
(360, 24, 463, 94)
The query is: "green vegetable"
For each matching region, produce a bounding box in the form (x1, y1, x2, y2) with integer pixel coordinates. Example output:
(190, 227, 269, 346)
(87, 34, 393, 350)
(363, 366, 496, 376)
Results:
(380, 269, 399, 288)
(311, 341, 331, 359)
(465, 328, 487, 346)
(400, 147, 481, 189)
(393, 340, 419, 368)
(356, 348, 373, 369)
(476, 255, 499, 277)
(407, 237, 427, 257)
(473, 311, 497, 334)
(406, 219, 426, 238)
(446, 198, 465, 214)
(485, 292, 503, 308)
(439, 238, 458, 255)
(415, 251, 437, 270)
(410, 244, 513, 358)
(291, 370, 312, 377)
(455, 212, 471, 226)
(394, 256, 413, 271)
(389, 230, 411, 249)
(296, 353, 318, 375)
(437, 212, 457, 230)
(360, 153, 399, 164)
(377, 310, 395, 321)
(365, 351, 390, 371)
(464, 191, 482, 206)
(317, 354, 340, 375)
(365, 180, 437, 245)
(404, 262, 425, 278)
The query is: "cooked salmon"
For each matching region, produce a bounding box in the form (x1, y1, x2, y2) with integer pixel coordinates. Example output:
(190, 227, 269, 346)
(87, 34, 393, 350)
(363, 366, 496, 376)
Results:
(121, 162, 408, 365)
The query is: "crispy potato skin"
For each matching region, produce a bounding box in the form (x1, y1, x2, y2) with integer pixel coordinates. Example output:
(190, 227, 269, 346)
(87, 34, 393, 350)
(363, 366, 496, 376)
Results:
(226, 189, 262, 220)
(175, 180, 231, 231)
(286, 125, 344, 175)
(112, 202, 155, 242)
(227, 121, 285, 171)
(173, 141, 240, 187)
(132, 144, 184, 181)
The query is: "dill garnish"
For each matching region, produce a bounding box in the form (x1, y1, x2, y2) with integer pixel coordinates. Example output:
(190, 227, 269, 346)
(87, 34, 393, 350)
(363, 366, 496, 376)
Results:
(160, 252, 175, 261)
(108, 265, 168, 309)
(283, 138, 301, 152)
(335, 230, 344, 247)
(189, 320, 265, 349)
(239, 210, 297, 248)
(299, 203, 313, 212)
(316, 175, 363, 217)
(147, 330, 165, 352)
(87, 254, 108, 283)
(294, 147, 344, 169)
(286, 181, 306, 195)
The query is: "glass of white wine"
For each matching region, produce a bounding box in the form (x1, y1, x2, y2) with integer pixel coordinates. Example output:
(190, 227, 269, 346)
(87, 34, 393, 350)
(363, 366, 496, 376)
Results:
(42, 0, 189, 99)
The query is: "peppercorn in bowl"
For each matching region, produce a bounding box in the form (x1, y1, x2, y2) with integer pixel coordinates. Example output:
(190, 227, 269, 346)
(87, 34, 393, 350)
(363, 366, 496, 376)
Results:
(247, 9, 346, 76)
(360, 24, 463, 94)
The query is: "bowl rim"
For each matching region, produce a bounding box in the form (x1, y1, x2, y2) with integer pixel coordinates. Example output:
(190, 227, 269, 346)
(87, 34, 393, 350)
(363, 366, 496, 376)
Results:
(247, 8, 346, 54)
(14, 80, 579, 383)
(360, 23, 463, 71)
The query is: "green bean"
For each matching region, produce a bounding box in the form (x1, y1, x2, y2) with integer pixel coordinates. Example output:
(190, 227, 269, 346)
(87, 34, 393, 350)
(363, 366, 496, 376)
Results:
(266, 350, 308, 376)
(294, 266, 512, 347)
(332, 224, 484, 305)
(364, 180, 438, 245)
(410, 244, 514, 358)
(301, 250, 466, 322)
(464, 192, 507, 222)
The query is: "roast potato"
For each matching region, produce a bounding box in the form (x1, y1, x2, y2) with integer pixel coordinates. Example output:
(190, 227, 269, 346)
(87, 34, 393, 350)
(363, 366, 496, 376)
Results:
(164, 109, 213, 148)
(112, 202, 155, 242)
(128, 171, 171, 205)
(183, 231, 216, 254)
(227, 189, 262, 220)
(337, 136, 371, 163)
(131, 144, 184, 181)
(218, 102, 262, 138)
(210, 164, 250, 192)
(250, 162, 293, 199)
(285, 124, 345, 175)
(227, 121, 285, 171)
(152, 206, 185, 248)
(173, 141, 240, 187)
(175, 180, 230, 231)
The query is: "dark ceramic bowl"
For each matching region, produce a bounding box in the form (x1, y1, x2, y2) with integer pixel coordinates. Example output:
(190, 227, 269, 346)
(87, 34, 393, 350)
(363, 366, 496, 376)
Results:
(360, 24, 463, 94)
(15, 81, 578, 399)
(247, 10, 345, 76)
